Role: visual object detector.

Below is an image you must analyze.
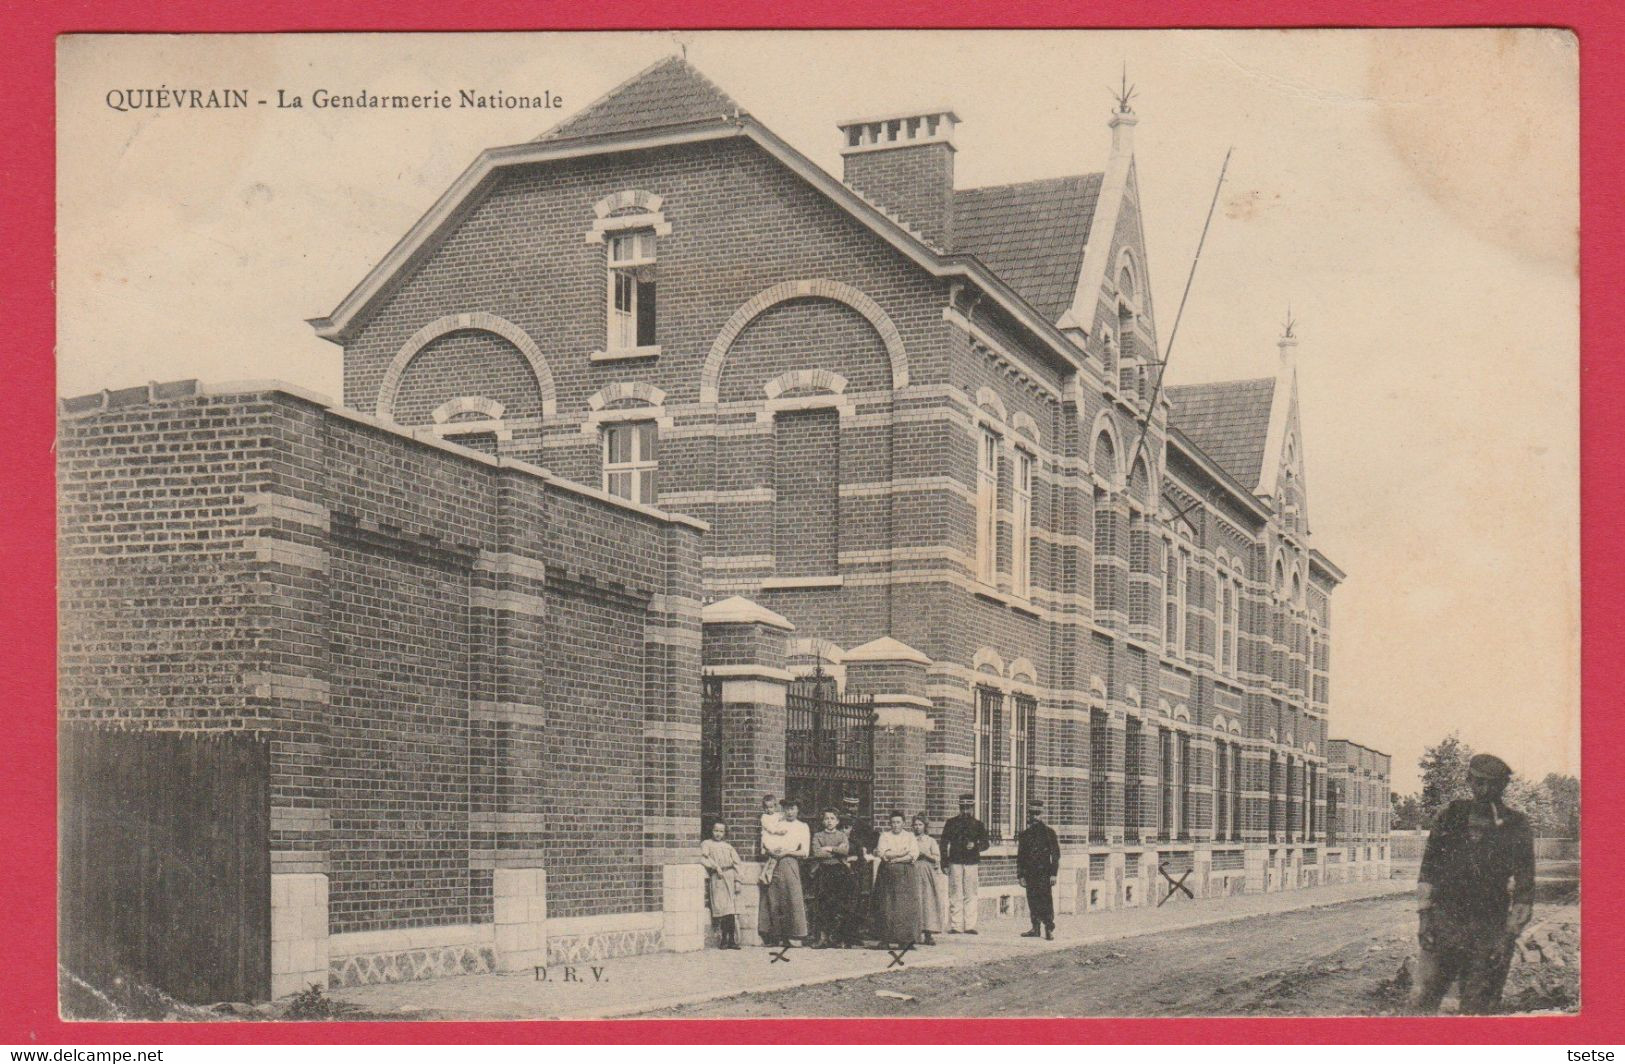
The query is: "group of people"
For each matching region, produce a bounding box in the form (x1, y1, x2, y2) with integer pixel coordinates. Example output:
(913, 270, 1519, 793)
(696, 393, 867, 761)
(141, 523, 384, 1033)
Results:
(698, 791, 1067, 949)
(700, 755, 1538, 1015)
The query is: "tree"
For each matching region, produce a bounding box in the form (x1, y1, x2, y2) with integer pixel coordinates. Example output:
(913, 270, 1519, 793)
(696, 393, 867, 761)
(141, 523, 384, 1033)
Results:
(1504, 773, 1549, 830)
(1390, 792, 1423, 831)
(1541, 773, 1580, 839)
(1417, 732, 1475, 826)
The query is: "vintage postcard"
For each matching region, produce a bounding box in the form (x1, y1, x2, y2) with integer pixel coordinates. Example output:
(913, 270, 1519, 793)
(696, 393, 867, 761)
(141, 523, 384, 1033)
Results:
(54, 29, 1579, 1022)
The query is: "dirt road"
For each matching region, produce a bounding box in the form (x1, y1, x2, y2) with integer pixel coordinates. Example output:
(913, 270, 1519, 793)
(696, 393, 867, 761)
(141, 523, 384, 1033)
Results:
(644, 890, 1578, 1018)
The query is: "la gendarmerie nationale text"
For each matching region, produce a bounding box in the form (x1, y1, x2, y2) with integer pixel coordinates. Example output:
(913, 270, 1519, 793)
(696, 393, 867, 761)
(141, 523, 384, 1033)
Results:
(104, 87, 565, 112)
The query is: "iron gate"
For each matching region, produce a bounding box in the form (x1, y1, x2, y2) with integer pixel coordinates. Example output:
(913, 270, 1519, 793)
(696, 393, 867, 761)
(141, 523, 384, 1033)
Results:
(701, 676, 724, 836)
(786, 669, 876, 819)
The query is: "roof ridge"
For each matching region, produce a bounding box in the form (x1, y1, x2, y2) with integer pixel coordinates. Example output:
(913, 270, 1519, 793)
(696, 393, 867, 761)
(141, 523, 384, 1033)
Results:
(1167, 376, 1275, 392)
(957, 171, 1103, 196)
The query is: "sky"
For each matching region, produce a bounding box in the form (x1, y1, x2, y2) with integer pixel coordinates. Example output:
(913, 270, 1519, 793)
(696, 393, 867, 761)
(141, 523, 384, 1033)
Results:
(56, 30, 1580, 794)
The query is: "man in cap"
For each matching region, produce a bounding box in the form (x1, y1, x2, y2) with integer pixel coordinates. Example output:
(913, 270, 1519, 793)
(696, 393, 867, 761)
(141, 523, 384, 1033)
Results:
(1412, 752, 1536, 1014)
(839, 793, 879, 946)
(940, 792, 990, 934)
(1016, 799, 1061, 940)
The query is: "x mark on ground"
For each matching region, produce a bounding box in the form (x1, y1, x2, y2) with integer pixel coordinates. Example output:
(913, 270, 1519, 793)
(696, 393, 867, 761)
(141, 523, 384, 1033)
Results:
(1157, 864, 1194, 907)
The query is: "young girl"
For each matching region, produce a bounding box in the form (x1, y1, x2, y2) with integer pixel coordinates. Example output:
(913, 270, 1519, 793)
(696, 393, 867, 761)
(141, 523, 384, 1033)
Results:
(699, 820, 743, 949)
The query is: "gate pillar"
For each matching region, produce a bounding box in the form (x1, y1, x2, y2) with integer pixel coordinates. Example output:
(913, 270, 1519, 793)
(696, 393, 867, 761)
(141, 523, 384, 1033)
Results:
(701, 596, 795, 846)
(845, 637, 933, 821)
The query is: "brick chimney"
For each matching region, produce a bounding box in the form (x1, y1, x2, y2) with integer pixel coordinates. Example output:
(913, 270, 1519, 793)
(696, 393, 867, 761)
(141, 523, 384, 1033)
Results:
(838, 108, 958, 249)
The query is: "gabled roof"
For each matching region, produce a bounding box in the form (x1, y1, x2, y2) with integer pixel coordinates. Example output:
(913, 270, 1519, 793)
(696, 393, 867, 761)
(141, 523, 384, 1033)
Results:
(537, 56, 743, 142)
(953, 174, 1103, 322)
(1165, 377, 1276, 490)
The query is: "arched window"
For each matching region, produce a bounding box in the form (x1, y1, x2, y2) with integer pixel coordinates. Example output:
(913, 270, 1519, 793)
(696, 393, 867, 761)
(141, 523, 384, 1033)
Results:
(1092, 429, 1119, 486)
(1116, 253, 1144, 396)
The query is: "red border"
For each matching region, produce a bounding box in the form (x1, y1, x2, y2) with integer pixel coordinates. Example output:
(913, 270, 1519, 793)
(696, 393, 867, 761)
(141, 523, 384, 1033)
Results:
(4, 0, 1619, 1045)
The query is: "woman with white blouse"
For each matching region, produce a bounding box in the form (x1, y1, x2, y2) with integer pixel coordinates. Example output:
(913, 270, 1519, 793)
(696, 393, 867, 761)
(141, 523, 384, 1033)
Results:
(872, 811, 921, 950)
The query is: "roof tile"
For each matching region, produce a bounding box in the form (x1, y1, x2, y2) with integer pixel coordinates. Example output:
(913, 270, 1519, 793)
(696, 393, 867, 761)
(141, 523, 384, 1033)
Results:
(1166, 377, 1277, 488)
(537, 56, 742, 142)
(952, 174, 1102, 321)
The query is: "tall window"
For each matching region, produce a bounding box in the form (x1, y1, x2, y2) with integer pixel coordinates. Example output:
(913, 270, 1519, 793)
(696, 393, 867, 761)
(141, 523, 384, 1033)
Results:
(1117, 261, 1140, 390)
(1183, 554, 1199, 655)
(1159, 727, 1175, 840)
(975, 687, 1007, 838)
(1089, 707, 1110, 844)
(1214, 739, 1229, 840)
(1123, 717, 1142, 844)
(1307, 763, 1318, 841)
(602, 420, 658, 504)
(1268, 752, 1282, 843)
(607, 229, 657, 349)
(1178, 732, 1193, 840)
(1166, 548, 1188, 654)
(1228, 576, 1243, 674)
(1220, 579, 1234, 672)
(1285, 756, 1298, 842)
(975, 429, 1000, 585)
(1010, 693, 1036, 833)
(1012, 449, 1033, 597)
(1231, 745, 1244, 841)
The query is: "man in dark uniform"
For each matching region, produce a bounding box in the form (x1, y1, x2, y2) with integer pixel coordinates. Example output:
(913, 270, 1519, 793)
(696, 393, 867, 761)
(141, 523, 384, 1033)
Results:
(840, 793, 880, 946)
(1016, 799, 1061, 940)
(1412, 753, 1536, 1014)
(941, 792, 990, 934)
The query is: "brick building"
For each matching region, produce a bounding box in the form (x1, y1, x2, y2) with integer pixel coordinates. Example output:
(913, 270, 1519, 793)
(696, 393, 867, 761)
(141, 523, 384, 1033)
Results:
(1326, 740, 1394, 880)
(59, 56, 1393, 1000)
(312, 54, 1389, 891)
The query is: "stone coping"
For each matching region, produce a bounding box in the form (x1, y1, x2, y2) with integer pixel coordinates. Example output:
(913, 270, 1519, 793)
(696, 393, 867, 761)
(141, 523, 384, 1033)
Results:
(60, 377, 707, 533)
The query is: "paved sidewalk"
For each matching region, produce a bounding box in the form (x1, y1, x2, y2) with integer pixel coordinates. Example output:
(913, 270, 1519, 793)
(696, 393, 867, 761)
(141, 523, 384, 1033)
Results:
(329, 876, 1412, 1020)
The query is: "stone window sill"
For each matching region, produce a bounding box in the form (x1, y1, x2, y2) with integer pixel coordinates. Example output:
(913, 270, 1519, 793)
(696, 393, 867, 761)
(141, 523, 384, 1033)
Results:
(590, 345, 661, 363)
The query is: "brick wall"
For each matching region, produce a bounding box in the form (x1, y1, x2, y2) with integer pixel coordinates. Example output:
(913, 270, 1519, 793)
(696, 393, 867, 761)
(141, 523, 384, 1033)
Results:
(58, 381, 705, 945)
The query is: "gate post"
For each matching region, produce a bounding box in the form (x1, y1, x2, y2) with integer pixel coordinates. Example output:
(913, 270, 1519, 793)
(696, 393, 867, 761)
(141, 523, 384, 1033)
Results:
(845, 637, 933, 821)
(701, 596, 795, 848)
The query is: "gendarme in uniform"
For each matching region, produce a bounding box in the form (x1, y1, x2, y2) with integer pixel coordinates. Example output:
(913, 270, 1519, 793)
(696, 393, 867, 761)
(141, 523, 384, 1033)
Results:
(1412, 752, 1536, 1014)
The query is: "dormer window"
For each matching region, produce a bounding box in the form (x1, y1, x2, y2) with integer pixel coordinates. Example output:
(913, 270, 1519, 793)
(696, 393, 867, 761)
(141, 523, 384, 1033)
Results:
(608, 229, 657, 350)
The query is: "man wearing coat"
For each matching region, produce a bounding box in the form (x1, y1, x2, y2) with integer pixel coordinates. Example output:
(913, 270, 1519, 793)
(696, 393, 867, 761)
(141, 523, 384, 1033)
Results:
(1016, 799, 1061, 940)
(1411, 753, 1536, 1014)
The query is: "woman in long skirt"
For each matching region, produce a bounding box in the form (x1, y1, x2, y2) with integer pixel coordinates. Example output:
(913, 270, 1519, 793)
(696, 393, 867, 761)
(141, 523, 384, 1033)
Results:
(759, 799, 811, 946)
(910, 814, 945, 945)
(872, 811, 920, 949)
(698, 820, 743, 949)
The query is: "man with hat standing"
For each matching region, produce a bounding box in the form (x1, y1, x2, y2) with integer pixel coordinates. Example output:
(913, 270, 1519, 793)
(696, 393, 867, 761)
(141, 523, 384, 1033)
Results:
(1016, 799, 1061, 940)
(839, 793, 879, 946)
(1412, 752, 1536, 1014)
(940, 792, 990, 934)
